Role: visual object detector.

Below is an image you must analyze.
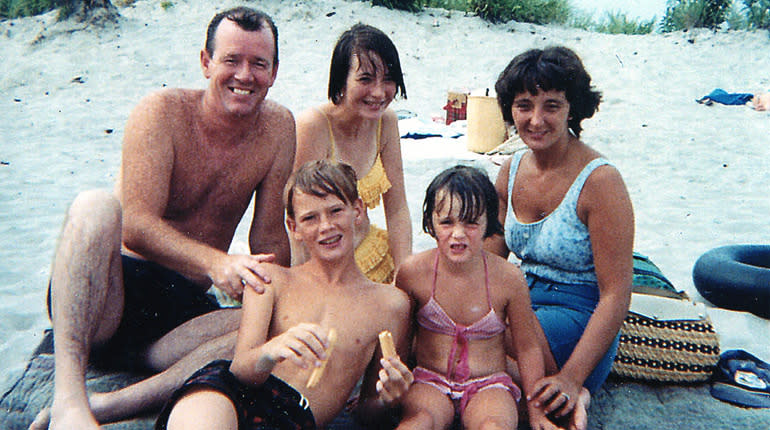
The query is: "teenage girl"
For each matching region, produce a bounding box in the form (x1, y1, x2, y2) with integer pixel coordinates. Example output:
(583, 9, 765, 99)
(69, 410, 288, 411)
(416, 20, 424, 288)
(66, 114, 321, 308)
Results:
(294, 24, 411, 283)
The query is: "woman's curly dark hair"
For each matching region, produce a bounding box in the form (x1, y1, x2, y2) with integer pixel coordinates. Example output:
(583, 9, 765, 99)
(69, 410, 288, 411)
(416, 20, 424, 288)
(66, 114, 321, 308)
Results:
(495, 46, 601, 138)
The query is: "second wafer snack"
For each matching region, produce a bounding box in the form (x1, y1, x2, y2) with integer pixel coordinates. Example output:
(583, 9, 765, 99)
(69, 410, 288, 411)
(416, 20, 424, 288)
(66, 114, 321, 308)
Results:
(378, 330, 397, 358)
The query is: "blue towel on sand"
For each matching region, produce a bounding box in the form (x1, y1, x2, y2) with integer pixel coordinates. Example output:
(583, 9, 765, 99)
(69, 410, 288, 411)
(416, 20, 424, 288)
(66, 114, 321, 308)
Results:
(698, 88, 754, 106)
(399, 117, 463, 140)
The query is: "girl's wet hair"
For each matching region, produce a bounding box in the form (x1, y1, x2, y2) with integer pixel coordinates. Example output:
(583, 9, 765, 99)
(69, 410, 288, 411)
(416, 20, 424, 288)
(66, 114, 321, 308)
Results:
(495, 46, 601, 138)
(422, 165, 503, 239)
(284, 160, 359, 219)
(328, 23, 407, 104)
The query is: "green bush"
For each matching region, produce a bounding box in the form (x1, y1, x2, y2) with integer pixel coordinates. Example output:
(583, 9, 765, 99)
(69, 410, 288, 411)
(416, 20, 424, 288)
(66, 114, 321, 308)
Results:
(661, 0, 732, 31)
(596, 11, 655, 34)
(424, 0, 466, 11)
(469, 0, 570, 25)
(743, 0, 770, 29)
(371, 0, 422, 12)
(725, 2, 747, 29)
(0, 0, 56, 18)
(568, 10, 595, 31)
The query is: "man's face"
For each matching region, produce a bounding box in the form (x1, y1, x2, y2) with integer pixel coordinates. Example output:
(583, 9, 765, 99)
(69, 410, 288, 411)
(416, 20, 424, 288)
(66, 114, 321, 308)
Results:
(201, 19, 278, 117)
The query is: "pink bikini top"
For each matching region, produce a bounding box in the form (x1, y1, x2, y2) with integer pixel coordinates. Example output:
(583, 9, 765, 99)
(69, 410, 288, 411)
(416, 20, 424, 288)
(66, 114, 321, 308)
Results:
(416, 252, 507, 381)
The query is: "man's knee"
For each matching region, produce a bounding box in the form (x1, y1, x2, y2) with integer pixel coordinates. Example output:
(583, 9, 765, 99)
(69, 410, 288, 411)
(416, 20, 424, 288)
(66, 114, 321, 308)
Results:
(66, 189, 122, 237)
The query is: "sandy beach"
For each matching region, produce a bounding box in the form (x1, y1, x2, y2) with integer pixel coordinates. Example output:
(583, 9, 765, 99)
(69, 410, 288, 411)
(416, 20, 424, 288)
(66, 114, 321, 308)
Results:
(1, 0, 769, 409)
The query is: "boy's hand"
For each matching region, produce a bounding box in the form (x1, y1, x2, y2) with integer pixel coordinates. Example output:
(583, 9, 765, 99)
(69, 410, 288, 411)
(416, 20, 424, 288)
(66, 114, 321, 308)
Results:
(376, 356, 413, 405)
(257, 323, 329, 371)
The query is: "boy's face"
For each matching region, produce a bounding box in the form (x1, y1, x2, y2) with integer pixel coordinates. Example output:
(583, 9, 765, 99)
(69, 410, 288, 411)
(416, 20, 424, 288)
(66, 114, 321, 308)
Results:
(431, 191, 487, 264)
(287, 190, 362, 262)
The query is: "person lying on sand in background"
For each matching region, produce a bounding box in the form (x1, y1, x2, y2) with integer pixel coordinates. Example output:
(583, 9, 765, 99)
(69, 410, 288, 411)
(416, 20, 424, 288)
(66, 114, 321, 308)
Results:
(156, 159, 413, 430)
(395, 165, 559, 430)
(753, 92, 770, 111)
(293, 23, 412, 283)
(485, 46, 634, 430)
(30, 6, 295, 430)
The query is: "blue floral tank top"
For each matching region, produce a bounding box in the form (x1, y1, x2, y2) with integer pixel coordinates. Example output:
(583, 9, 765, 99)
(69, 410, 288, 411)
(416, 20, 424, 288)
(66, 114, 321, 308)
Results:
(504, 150, 611, 285)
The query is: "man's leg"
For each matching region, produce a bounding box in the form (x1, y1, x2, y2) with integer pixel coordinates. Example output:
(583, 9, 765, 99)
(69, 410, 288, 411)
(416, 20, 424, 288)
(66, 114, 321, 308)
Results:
(35, 190, 125, 430)
(87, 309, 241, 423)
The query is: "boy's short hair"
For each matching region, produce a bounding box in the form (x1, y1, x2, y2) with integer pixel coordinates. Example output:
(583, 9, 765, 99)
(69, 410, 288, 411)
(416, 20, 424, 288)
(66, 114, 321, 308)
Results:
(285, 160, 359, 219)
(422, 165, 503, 239)
(495, 45, 601, 138)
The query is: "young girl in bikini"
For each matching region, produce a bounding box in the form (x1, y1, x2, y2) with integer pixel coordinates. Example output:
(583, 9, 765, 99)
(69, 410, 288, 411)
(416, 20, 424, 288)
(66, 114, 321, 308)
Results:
(395, 165, 556, 430)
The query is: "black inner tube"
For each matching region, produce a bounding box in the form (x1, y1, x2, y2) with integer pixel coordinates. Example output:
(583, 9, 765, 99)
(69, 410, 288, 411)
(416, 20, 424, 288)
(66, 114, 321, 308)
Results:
(693, 245, 770, 319)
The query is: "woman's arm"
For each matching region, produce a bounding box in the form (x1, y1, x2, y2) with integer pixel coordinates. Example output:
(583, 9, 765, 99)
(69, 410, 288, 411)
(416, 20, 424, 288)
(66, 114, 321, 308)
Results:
(532, 165, 634, 412)
(379, 109, 412, 269)
(484, 156, 513, 258)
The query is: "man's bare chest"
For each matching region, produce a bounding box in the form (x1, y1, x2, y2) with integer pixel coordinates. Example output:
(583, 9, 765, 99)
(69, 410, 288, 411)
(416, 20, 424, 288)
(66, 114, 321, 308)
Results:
(166, 142, 269, 214)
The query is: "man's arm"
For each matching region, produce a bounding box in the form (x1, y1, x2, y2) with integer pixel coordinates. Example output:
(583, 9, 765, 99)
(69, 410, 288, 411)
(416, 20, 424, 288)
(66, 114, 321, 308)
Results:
(248, 106, 296, 267)
(119, 91, 231, 284)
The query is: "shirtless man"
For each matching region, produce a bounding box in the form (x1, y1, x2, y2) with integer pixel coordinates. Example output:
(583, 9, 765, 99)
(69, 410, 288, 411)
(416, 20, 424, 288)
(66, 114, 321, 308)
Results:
(157, 160, 413, 430)
(31, 7, 295, 430)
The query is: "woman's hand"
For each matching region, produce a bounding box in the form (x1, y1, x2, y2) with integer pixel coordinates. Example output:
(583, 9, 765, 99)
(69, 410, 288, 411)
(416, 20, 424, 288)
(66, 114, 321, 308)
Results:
(529, 373, 581, 418)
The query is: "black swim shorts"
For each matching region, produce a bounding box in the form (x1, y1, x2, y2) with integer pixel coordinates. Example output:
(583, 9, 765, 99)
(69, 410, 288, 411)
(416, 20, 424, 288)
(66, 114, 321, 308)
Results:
(155, 360, 316, 430)
(47, 255, 221, 371)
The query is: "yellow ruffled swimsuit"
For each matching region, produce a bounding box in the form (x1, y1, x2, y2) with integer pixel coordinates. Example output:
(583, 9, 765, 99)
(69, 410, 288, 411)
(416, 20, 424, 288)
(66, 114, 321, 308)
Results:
(321, 111, 395, 283)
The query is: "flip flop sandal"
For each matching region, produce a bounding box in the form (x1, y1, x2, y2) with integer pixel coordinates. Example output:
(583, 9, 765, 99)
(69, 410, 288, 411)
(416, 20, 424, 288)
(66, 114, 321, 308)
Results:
(710, 349, 770, 408)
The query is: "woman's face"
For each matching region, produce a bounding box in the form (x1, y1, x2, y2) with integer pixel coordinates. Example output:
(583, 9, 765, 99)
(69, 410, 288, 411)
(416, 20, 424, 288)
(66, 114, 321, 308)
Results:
(340, 52, 397, 119)
(511, 89, 571, 150)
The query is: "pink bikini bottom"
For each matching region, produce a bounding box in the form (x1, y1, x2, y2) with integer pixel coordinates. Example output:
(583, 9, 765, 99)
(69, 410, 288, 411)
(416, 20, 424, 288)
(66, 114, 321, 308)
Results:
(412, 366, 521, 415)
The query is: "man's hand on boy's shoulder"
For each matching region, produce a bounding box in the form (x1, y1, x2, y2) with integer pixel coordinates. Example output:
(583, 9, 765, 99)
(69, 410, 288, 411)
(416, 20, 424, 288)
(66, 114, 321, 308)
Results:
(209, 253, 277, 299)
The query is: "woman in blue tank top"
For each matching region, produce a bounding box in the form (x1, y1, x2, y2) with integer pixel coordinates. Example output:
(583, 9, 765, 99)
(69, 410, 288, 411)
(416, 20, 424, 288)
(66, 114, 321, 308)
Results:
(484, 46, 634, 430)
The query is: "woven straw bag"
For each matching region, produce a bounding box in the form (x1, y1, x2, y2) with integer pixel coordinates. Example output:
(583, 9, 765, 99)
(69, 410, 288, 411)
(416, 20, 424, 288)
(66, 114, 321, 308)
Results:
(610, 254, 720, 383)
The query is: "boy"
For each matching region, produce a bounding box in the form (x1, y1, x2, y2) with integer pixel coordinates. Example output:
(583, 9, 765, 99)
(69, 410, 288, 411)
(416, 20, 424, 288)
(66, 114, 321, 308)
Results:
(157, 160, 413, 429)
